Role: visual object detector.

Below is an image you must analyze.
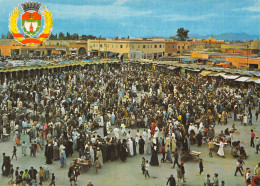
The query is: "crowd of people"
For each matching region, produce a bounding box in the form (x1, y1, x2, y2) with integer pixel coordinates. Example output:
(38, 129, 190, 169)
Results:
(0, 62, 259, 185)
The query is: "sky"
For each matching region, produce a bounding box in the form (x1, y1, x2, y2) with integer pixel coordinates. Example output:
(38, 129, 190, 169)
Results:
(1, 0, 260, 38)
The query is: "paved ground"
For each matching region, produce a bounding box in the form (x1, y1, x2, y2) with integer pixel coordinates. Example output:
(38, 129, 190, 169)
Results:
(0, 115, 259, 186)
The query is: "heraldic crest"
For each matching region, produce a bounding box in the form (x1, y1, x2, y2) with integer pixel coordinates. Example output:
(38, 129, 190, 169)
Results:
(9, 1, 53, 46)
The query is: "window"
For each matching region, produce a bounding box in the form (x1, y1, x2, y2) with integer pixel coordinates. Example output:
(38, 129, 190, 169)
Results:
(162, 45, 164, 48)
(93, 44, 95, 47)
(116, 45, 118, 48)
(112, 45, 114, 48)
(100, 44, 102, 47)
(143, 45, 146, 48)
(132, 45, 134, 49)
(154, 45, 157, 48)
(120, 45, 123, 48)
(168, 46, 170, 49)
(188, 46, 190, 49)
(150, 45, 152, 48)
(148, 45, 149, 48)
(159, 45, 162, 48)
(138, 45, 140, 48)
(178, 46, 180, 49)
(182, 46, 184, 49)
(172, 46, 175, 48)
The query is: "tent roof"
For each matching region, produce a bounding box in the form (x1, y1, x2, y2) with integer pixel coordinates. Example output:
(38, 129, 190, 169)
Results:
(235, 77, 250, 82)
(222, 74, 240, 79)
(199, 70, 212, 76)
(246, 77, 259, 82)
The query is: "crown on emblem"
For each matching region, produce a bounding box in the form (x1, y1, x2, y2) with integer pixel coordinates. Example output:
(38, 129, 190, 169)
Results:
(21, 1, 41, 12)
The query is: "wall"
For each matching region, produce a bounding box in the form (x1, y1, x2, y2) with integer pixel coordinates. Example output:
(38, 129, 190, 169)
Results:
(191, 53, 209, 59)
(225, 57, 260, 69)
(221, 49, 254, 56)
(221, 44, 247, 49)
(0, 39, 87, 56)
(165, 41, 190, 55)
(88, 40, 130, 55)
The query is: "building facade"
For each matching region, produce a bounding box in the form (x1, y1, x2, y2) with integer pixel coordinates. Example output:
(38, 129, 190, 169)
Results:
(190, 37, 225, 49)
(87, 38, 166, 59)
(0, 39, 88, 57)
(225, 56, 260, 69)
(165, 40, 191, 56)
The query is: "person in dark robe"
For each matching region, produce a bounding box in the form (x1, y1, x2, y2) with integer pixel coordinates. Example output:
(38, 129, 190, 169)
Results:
(182, 136, 188, 152)
(120, 139, 127, 162)
(103, 124, 107, 137)
(197, 131, 203, 147)
(138, 136, 145, 154)
(150, 143, 159, 166)
(67, 139, 74, 156)
(53, 144, 59, 161)
(117, 139, 121, 160)
(110, 140, 115, 161)
(114, 141, 118, 160)
(106, 141, 111, 162)
(101, 142, 107, 162)
(45, 143, 53, 164)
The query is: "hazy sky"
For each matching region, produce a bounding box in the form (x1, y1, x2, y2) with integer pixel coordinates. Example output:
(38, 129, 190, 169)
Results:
(1, 0, 260, 37)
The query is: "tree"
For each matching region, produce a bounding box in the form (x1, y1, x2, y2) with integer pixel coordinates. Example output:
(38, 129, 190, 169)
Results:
(71, 33, 79, 40)
(7, 32, 14, 39)
(58, 32, 65, 40)
(66, 32, 71, 40)
(81, 34, 97, 40)
(49, 33, 55, 40)
(176, 27, 189, 41)
(1, 34, 6, 39)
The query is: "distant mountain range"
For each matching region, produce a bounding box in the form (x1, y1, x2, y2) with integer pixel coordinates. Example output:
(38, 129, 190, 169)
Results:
(189, 33, 260, 41)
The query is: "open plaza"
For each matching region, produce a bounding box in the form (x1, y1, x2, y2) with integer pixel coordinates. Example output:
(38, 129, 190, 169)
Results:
(0, 61, 259, 186)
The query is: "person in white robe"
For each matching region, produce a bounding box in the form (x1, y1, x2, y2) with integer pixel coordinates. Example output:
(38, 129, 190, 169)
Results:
(142, 130, 147, 142)
(127, 131, 132, 139)
(106, 122, 111, 134)
(147, 128, 151, 140)
(135, 130, 140, 144)
(154, 126, 159, 138)
(113, 127, 120, 139)
(216, 140, 225, 157)
(100, 115, 104, 127)
(89, 146, 95, 165)
(61, 106, 66, 115)
(127, 138, 134, 156)
(78, 116, 83, 127)
(121, 123, 126, 135)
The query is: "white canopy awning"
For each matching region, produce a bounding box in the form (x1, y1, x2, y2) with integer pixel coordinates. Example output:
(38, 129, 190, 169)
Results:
(213, 73, 226, 77)
(222, 74, 240, 80)
(56, 48, 66, 51)
(235, 77, 250, 82)
(118, 53, 124, 58)
(167, 66, 177, 70)
(254, 79, 260, 84)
